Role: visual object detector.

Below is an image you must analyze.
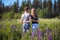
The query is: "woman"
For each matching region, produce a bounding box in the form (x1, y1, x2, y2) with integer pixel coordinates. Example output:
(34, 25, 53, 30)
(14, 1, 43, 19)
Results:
(30, 8, 41, 40)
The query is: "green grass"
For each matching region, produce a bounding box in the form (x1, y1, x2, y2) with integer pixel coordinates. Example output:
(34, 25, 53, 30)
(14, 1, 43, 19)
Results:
(0, 18, 60, 40)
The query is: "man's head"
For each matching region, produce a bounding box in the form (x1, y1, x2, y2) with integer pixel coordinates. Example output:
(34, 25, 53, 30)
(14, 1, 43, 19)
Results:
(24, 7, 30, 13)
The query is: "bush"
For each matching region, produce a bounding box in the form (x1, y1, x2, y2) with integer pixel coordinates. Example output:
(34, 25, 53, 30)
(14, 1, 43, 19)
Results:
(2, 11, 14, 20)
(58, 15, 60, 19)
(2, 11, 24, 20)
(37, 8, 48, 18)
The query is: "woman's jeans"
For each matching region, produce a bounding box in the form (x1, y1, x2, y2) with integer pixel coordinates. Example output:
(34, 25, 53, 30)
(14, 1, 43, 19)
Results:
(31, 23, 42, 40)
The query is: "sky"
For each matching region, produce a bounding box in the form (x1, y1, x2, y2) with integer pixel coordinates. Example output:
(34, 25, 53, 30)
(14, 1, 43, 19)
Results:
(2, 0, 54, 6)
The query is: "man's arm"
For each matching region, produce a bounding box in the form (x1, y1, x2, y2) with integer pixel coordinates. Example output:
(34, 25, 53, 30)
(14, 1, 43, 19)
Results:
(20, 19, 23, 24)
(20, 14, 24, 24)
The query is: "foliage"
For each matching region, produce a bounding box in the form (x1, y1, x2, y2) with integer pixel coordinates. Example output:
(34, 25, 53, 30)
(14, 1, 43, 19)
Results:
(0, 0, 60, 19)
(43, 0, 47, 9)
(0, 18, 60, 40)
(2, 11, 23, 20)
(12, 2, 18, 13)
(2, 12, 14, 20)
(37, 8, 48, 18)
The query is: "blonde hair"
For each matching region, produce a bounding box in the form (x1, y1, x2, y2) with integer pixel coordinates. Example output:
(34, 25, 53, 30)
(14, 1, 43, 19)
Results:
(31, 8, 35, 15)
(31, 8, 38, 18)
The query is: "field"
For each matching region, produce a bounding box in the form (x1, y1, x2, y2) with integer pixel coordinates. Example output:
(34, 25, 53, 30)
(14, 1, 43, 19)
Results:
(0, 18, 60, 40)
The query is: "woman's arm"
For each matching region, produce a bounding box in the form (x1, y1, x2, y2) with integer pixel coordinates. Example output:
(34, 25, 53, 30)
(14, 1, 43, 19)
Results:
(25, 17, 31, 22)
(32, 19, 38, 22)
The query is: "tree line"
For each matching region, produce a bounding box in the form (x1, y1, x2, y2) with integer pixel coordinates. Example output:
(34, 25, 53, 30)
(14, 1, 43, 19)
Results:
(0, 0, 60, 19)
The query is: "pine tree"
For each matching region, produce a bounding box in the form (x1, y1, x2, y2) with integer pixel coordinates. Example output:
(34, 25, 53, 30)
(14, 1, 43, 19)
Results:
(0, 0, 2, 4)
(12, 2, 18, 13)
(20, 0, 26, 12)
(47, 0, 52, 12)
(11, 0, 20, 13)
(0, 0, 5, 13)
(54, 0, 57, 16)
(17, 0, 19, 12)
(0, 0, 5, 19)
(54, 0, 57, 11)
(43, 0, 47, 9)
(39, 0, 42, 9)
(57, 0, 60, 15)
(47, 0, 52, 18)
(0, 0, 2, 13)
(17, 0, 19, 7)
(33, 0, 39, 9)
(26, 0, 31, 8)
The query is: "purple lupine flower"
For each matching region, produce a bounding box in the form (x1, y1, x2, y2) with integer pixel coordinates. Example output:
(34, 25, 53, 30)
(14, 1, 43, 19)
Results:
(0, 25, 2, 29)
(45, 28, 49, 34)
(31, 32, 35, 38)
(48, 32, 52, 40)
(3, 25, 6, 30)
(31, 32, 35, 40)
(44, 28, 49, 37)
(54, 27, 58, 38)
(37, 29, 42, 40)
(48, 29, 52, 40)
(10, 24, 16, 31)
(45, 28, 52, 40)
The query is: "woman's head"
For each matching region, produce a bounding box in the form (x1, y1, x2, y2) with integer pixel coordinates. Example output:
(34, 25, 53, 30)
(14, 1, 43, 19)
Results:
(31, 8, 38, 18)
(31, 8, 36, 16)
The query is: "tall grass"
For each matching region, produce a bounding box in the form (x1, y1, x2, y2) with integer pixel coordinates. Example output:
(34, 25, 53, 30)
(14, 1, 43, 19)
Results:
(0, 18, 60, 40)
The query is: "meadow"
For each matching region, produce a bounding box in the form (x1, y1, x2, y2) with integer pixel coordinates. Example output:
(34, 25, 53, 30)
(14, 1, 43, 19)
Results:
(0, 18, 60, 40)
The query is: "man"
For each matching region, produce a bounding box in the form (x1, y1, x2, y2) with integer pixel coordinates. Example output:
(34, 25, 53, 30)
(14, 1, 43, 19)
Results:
(20, 7, 31, 32)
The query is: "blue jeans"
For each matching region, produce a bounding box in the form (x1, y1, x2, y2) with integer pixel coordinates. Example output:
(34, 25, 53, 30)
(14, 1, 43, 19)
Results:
(23, 23, 30, 32)
(31, 24, 42, 40)
(32, 23, 39, 32)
